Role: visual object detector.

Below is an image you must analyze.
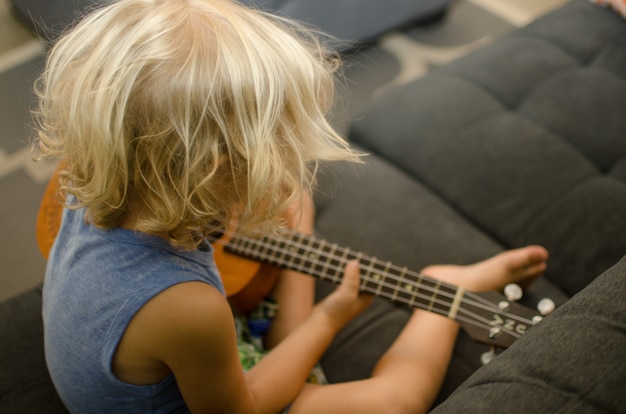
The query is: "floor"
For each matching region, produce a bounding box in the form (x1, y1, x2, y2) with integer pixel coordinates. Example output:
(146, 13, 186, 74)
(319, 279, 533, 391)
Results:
(0, 0, 567, 303)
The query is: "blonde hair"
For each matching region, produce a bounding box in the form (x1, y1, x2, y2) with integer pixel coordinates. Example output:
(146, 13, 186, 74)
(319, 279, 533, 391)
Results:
(34, 0, 359, 249)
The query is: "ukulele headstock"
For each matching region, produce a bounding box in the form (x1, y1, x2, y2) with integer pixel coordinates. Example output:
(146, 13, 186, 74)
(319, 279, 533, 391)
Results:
(456, 289, 544, 348)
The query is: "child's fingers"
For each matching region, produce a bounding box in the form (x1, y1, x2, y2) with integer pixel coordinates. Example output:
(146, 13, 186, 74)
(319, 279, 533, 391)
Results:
(343, 260, 374, 311)
(319, 260, 372, 328)
(339, 260, 361, 295)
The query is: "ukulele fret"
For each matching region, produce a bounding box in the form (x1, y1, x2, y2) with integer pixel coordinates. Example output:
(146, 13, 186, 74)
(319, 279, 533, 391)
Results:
(237, 237, 252, 257)
(255, 233, 268, 260)
(286, 233, 303, 271)
(303, 237, 329, 276)
(360, 256, 379, 295)
(394, 270, 423, 309)
(232, 235, 462, 318)
(268, 234, 287, 263)
(374, 261, 391, 297)
(391, 267, 407, 302)
(312, 239, 333, 277)
(448, 287, 465, 320)
(309, 239, 334, 278)
(299, 237, 340, 282)
(301, 235, 462, 318)
(269, 237, 297, 269)
(427, 280, 441, 312)
(353, 252, 365, 290)
(335, 246, 352, 285)
(408, 273, 423, 308)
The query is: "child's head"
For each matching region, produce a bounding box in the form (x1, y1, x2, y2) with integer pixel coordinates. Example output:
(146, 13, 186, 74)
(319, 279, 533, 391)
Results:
(35, 0, 358, 248)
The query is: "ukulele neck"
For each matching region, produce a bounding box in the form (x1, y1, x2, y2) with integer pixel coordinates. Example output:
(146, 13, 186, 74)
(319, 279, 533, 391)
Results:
(224, 232, 465, 321)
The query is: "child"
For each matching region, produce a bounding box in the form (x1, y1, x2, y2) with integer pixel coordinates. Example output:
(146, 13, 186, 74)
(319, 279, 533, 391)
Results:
(35, 0, 549, 413)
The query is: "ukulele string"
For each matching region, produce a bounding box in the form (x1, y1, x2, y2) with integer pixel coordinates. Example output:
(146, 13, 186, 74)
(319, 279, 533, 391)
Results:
(228, 234, 526, 341)
(227, 235, 527, 340)
(285, 233, 538, 326)
(227, 233, 534, 334)
(230, 234, 505, 317)
(230, 233, 459, 309)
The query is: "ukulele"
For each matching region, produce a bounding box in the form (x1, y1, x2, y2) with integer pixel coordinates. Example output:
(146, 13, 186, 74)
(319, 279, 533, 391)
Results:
(37, 165, 542, 349)
(213, 229, 544, 349)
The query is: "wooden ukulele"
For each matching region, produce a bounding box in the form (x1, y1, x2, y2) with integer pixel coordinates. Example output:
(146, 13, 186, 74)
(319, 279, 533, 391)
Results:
(212, 229, 543, 349)
(37, 165, 543, 349)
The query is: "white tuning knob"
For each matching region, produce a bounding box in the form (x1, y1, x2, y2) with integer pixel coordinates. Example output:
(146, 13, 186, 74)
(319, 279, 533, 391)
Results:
(480, 347, 497, 365)
(504, 283, 523, 302)
(537, 298, 556, 315)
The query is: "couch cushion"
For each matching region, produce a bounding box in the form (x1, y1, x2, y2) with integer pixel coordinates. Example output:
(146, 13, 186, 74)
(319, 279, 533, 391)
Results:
(314, 151, 509, 388)
(430, 253, 626, 414)
(313, 149, 572, 396)
(0, 288, 67, 413)
(316, 0, 626, 403)
(348, 0, 626, 297)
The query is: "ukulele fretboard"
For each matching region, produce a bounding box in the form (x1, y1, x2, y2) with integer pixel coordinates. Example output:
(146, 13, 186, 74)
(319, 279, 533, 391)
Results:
(224, 232, 465, 320)
(219, 230, 542, 348)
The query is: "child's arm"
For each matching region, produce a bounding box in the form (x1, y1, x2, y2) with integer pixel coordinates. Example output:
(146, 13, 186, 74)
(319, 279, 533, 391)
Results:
(246, 261, 371, 409)
(125, 262, 369, 414)
(264, 191, 316, 347)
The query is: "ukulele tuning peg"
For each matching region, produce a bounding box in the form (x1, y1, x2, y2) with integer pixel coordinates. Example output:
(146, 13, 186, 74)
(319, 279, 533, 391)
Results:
(537, 298, 555, 316)
(480, 346, 497, 366)
(504, 283, 523, 302)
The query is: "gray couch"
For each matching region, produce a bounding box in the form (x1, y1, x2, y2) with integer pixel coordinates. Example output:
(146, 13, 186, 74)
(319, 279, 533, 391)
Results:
(1, 0, 625, 412)
(313, 0, 626, 411)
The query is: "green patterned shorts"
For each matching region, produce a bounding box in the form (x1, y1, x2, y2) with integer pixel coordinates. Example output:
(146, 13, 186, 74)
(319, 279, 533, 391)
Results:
(236, 299, 328, 385)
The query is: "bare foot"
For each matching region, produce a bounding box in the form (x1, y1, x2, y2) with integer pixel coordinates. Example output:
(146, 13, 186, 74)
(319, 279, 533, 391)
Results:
(421, 246, 549, 292)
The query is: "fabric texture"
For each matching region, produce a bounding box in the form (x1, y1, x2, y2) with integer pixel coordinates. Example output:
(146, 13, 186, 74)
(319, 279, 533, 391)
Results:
(0, 288, 68, 413)
(430, 255, 626, 414)
(235, 300, 328, 384)
(43, 204, 224, 413)
(591, 0, 626, 17)
(314, 0, 626, 405)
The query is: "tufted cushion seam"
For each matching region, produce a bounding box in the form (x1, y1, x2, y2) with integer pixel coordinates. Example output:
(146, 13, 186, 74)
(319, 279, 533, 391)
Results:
(609, 158, 626, 181)
(515, 19, 626, 81)
(370, 151, 509, 249)
(348, 150, 513, 253)
(516, 28, 616, 67)
(426, 73, 513, 112)
(608, 172, 626, 186)
(426, 70, 593, 172)
(520, 35, 588, 66)
(516, 66, 626, 173)
(589, 34, 626, 83)
(422, 71, 512, 113)
(514, 174, 602, 233)
(515, 24, 626, 82)
(523, 0, 626, 58)
(436, 60, 583, 113)
(432, 27, 625, 111)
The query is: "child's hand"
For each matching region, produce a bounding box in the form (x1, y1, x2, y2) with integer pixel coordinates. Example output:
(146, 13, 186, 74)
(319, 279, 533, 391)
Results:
(314, 260, 373, 332)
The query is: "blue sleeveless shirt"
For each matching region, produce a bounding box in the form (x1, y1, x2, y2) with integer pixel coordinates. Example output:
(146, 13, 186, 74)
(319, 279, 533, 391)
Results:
(43, 204, 225, 413)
